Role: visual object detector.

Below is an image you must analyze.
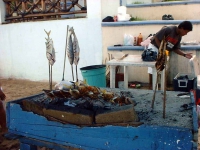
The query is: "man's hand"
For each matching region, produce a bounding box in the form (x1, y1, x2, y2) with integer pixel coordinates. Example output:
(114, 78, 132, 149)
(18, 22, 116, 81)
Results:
(185, 53, 193, 59)
(173, 49, 193, 59)
(0, 88, 6, 100)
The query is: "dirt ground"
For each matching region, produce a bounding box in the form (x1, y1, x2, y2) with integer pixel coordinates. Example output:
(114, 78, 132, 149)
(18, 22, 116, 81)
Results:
(0, 78, 199, 150)
(1, 78, 54, 102)
(0, 78, 55, 150)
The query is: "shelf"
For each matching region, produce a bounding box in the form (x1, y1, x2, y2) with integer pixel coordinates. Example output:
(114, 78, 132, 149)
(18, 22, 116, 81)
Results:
(102, 20, 200, 27)
(126, 1, 200, 8)
(107, 45, 200, 51)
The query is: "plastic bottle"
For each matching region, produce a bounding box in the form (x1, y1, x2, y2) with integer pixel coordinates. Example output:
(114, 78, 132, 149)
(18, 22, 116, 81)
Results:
(137, 33, 143, 46)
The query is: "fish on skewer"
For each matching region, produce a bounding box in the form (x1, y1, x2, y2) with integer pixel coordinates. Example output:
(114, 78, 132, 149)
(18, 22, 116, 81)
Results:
(44, 30, 56, 90)
(52, 90, 65, 98)
(69, 89, 81, 99)
(60, 90, 71, 98)
(70, 27, 80, 82)
(67, 27, 74, 81)
(43, 89, 55, 100)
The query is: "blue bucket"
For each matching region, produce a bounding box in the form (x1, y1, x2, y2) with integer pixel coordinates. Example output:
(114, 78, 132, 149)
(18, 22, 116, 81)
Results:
(80, 65, 106, 87)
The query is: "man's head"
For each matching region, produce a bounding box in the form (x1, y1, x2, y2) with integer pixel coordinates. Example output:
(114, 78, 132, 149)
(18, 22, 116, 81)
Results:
(178, 21, 193, 36)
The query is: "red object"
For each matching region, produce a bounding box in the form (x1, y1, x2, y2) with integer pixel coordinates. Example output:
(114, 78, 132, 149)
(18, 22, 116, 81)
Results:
(0, 101, 7, 131)
(130, 84, 136, 88)
(190, 89, 200, 105)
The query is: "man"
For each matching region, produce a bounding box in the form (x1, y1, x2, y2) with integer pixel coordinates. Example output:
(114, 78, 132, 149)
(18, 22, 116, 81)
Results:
(150, 20, 193, 59)
(0, 84, 6, 133)
(147, 21, 193, 88)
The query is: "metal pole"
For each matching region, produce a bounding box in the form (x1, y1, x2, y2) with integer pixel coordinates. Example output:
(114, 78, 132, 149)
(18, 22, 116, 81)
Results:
(62, 25, 69, 81)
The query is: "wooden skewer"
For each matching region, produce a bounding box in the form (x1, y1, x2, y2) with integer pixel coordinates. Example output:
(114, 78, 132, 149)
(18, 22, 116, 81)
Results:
(151, 38, 167, 119)
(151, 72, 159, 109)
(151, 40, 164, 109)
(71, 65, 74, 81)
(163, 42, 167, 118)
(50, 65, 53, 90)
(76, 65, 78, 82)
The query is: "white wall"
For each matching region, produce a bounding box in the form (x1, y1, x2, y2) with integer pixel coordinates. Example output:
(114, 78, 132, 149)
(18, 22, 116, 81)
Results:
(101, 0, 120, 19)
(0, 0, 103, 83)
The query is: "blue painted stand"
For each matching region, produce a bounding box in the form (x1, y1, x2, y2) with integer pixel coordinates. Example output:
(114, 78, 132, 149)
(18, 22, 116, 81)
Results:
(6, 92, 198, 150)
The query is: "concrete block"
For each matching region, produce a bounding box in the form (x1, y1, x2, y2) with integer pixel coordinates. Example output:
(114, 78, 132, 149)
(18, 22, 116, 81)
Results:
(95, 104, 138, 124)
(43, 105, 94, 125)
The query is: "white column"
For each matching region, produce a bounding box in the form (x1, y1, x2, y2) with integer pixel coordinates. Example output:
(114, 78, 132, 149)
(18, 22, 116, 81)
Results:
(110, 65, 116, 88)
(124, 66, 128, 89)
(152, 68, 158, 90)
(0, 0, 6, 24)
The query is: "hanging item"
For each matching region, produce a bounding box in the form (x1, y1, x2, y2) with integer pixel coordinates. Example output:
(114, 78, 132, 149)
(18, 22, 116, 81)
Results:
(66, 26, 80, 82)
(67, 27, 75, 81)
(44, 30, 56, 90)
(55, 26, 81, 90)
(71, 27, 80, 82)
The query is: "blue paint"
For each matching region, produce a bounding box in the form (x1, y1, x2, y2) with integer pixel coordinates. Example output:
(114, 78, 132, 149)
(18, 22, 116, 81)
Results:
(191, 92, 198, 133)
(6, 96, 196, 150)
(126, 1, 200, 8)
(108, 46, 144, 51)
(20, 143, 36, 150)
(20, 137, 75, 150)
(102, 20, 200, 27)
(107, 45, 200, 52)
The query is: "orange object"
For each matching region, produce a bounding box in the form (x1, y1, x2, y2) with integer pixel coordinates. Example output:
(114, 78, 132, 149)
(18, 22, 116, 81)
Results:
(137, 33, 143, 46)
(191, 89, 200, 105)
(165, 50, 169, 56)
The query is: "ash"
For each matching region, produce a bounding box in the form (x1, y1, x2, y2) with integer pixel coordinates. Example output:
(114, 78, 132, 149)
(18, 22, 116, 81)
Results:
(108, 88, 193, 129)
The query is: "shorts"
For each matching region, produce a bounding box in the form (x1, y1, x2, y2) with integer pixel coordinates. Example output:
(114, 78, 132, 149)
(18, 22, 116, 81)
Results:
(147, 43, 158, 74)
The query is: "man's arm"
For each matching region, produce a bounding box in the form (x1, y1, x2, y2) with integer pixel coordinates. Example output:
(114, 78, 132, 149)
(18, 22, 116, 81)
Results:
(154, 36, 161, 48)
(173, 49, 193, 59)
(0, 83, 6, 100)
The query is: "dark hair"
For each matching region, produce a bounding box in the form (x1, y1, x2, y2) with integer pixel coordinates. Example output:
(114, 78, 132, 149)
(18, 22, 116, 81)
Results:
(178, 21, 193, 31)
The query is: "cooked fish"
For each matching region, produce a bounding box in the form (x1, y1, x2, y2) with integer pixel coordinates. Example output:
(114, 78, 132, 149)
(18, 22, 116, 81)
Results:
(67, 28, 74, 81)
(67, 33, 74, 65)
(45, 30, 56, 66)
(71, 29, 80, 66)
(44, 29, 56, 90)
(43, 89, 55, 99)
(70, 27, 80, 81)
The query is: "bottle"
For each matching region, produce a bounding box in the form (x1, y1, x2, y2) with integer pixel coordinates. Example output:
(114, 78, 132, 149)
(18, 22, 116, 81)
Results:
(134, 37, 137, 46)
(137, 33, 143, 46)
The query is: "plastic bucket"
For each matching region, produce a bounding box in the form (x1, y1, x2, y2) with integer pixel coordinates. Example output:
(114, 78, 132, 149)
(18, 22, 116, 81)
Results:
(80, 65, 106, 87)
